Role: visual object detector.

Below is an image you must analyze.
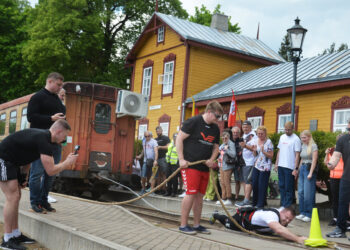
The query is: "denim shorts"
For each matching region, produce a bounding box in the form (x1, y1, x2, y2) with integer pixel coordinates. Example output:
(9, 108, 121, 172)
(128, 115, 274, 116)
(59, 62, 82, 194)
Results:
(242, 165, 253, 184)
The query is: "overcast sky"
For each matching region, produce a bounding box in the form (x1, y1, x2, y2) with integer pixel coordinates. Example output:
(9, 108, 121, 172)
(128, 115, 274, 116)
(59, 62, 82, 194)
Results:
(29, 0, 350, 58)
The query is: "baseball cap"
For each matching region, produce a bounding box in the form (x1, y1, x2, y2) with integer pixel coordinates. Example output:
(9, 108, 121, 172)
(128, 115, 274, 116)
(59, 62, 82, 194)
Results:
(242, 120, 251, 126)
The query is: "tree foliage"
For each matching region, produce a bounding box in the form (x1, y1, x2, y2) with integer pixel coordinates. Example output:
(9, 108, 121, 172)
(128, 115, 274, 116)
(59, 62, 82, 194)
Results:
(321, 42, 349, 55)
(22, 0, 188, 88)
(188, 4, 241, 34)
(0, 0, 36, 103)
(278, 33, 290, 62)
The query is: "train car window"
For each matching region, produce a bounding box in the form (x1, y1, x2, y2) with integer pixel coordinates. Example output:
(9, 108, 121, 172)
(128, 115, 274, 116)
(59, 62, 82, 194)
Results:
(20, 107, 29, 130)
(94, 103, 111, 134)
(0, 113, 6, 136)
(9, 110, 17, 134)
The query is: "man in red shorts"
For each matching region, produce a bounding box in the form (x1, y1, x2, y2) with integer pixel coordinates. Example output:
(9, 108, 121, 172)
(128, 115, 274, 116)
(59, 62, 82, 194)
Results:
(176, 101, 223, 235)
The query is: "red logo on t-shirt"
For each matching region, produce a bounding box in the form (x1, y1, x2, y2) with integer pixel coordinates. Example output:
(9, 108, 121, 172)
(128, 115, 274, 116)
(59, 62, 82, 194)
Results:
(201, 132, 215, 142)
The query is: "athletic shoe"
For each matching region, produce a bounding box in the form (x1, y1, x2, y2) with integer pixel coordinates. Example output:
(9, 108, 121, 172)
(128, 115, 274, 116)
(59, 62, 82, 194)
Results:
(179, 225, 196, 235)
(235, 200, 252, 207)
(1, 237, 27, 250)
(145, 187, 151, 192)
(326, 226, 346, 238)
(328, 218, 337, 226)
(31, 204, 47, 214)
(14, 234, 35, 244)
(296, 214, 305, 220)
(302, 216, 311, 222)
(47, 195, 57, 203)
(41, 203, 56, 212)
(347, 222, 350, 231)
(216, 200, 222, 205)
(203, 197, 212, 201)
(223, 199, 233, 206)
(178, 192, 186, 198)
(209, 210, 219, 225)
(193, 225, 211, 234)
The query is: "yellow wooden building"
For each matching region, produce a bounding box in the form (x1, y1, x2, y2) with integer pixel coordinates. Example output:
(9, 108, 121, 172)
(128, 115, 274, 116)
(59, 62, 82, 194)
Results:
(188, 50, 350, 133)
(126, 12, 284, 138)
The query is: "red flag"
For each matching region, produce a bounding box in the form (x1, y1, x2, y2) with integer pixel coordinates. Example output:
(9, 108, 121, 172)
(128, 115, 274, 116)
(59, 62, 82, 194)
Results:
(228, 91, 237, 127)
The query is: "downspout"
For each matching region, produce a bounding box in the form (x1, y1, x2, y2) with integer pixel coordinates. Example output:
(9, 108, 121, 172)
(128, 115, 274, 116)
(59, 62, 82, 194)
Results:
(181, 42, 190, 123)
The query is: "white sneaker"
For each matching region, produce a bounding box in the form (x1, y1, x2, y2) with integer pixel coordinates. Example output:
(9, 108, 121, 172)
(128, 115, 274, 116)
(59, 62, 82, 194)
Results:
(178, 192, 186, 198)
(296, 214, 304, 220)
(302, 216, 311, 222)
(223, 199, 233, 206)
(48, 195, 57, 203)
(216, 200, 222, 205)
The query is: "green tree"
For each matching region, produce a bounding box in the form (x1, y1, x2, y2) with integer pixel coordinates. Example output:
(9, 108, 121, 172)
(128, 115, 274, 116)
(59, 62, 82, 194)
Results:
(22, 0, 188, 88)
(278, 33, 290, 62)
(0, 0, 36, 103)
(189, 4, 241, 34)
(321, 42, 349, 55)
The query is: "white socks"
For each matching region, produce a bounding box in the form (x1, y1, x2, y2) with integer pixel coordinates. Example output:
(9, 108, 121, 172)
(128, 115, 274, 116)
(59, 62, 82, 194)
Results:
(3, 229, 21, 242)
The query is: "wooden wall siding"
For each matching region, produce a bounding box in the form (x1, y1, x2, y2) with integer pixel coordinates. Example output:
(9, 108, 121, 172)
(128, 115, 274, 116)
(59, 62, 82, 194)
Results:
(209, 86, 350, 133)
(186, 46, 265, 98)
(137, 26, 183, 58)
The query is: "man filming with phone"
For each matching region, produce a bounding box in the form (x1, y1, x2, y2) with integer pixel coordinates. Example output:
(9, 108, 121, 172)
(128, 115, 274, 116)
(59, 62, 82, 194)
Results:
(0, 119, 78, 249)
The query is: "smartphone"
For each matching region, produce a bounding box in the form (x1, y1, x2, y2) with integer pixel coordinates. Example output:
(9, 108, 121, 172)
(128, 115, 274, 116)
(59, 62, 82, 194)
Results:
(238, 138, 244, 143)
(74, 145, 80, 155)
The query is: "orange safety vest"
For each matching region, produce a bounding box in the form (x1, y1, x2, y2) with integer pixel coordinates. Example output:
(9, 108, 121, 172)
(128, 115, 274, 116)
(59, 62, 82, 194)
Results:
(327, 153, 344, 179)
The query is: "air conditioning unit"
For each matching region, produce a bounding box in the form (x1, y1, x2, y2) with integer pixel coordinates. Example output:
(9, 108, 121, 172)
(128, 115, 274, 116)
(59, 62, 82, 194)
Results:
(116, 90, 149, 118)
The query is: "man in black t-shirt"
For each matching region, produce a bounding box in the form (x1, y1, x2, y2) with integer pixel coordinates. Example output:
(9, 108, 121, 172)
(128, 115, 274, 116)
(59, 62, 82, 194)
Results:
(27, 72, 66, 214)
(176, 101, 222, 235)
(155, 126, 170, 195)
(326, 120, 350, 239)
(0, 120, 78, 249)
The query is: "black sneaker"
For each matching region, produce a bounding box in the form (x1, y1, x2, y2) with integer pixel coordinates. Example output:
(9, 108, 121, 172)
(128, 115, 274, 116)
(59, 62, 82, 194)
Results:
(1, 238, 27, 250)
(31, 204, 47, 214)
(41, 203, 56, 212)
(14, 234, 35, 244)
(326, 226, 346, 238)
(328, 218, 337, 226)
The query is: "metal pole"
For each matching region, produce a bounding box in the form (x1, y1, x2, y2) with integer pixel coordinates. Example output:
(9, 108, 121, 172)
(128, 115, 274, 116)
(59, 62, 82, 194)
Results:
(291, 58, 299, 124)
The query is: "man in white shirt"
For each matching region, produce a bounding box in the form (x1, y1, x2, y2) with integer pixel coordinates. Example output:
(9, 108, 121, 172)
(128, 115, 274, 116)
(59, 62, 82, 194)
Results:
(274, 122, 301, 208)
(236, 120, 257, 207)
(210, 206, 307, 244)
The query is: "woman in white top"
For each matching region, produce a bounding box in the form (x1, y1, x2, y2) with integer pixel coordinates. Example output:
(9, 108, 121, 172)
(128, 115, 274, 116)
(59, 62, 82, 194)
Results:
(295, 130, 318, 222)
(251, 126, 274, 209)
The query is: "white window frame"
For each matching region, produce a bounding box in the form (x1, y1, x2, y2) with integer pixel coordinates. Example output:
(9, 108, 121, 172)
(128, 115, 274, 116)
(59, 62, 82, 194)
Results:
(247, 116, 262, 131)
(333, 108, 350, 132)
(157, 26, 164, 43)
(20, 107, 29, 130)
(138, 124, 148, 140)
(277, 114, 292, 133)
(141, 67, 152, 97)
(162, 61, 174, 95)
(159, 122, 169, 136)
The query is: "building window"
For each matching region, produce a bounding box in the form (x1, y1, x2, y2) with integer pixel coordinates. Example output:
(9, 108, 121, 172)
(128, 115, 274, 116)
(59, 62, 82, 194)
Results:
(9, 110, 17, 134)
(94, 103, 111, 134)
(159, 122, 169, 136)
(138, 124, 147, 140)
(247, 116, 262, 131)
(277, 114, 292, 133)
(163, 61, 174, 95)
(20, 107, 29, 130)
(331, 96, 350, 132)
(142, 67, 152, 97)
(157, 26, 164, 43)
(333, 109, 350, 132)
(276, 103, 298, 132)
(0, 113, 6, 136)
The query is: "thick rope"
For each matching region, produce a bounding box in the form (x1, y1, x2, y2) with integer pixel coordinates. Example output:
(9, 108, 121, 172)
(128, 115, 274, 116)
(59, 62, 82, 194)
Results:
(45, 160, 206, 205)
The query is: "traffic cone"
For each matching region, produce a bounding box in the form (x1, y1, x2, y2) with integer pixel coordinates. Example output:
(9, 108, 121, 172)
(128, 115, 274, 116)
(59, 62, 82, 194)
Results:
(304, 208, 328, 247)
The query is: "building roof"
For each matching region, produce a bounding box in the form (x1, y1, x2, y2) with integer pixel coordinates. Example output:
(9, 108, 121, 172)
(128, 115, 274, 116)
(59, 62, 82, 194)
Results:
(155, 12, 284, 64)
(186, 49, 350, 103)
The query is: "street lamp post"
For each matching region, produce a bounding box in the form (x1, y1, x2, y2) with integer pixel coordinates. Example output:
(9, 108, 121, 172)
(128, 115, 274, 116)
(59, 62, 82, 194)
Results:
(287, 17, 307, 124)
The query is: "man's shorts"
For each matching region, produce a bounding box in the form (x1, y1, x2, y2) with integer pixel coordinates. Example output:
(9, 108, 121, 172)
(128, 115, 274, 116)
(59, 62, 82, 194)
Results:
(233, 167, 243, 182)
(181, 168, 209, 195)
(141, 162, 151, 178)
(0, 158, 19, 181)
(242, 165, 253, 184)
(157, 158, 168, 175)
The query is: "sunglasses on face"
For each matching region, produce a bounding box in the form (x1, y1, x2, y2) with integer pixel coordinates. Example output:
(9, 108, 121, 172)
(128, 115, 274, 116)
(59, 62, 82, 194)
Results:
(145, 135, 150, 138)
(212, 112, 221, 119)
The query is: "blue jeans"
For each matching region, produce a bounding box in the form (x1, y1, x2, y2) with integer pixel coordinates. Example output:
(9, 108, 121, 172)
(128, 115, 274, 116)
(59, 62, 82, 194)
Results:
(298, 164, 316, 218)
(29, 145, 61, 206)
(337, 179, 350, 231)
(278, 166, 294, 207)
(252, 167, 270, 208)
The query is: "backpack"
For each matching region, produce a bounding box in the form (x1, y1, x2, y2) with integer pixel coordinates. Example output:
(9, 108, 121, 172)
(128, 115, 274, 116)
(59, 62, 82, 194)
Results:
(236, 207, 280, 231)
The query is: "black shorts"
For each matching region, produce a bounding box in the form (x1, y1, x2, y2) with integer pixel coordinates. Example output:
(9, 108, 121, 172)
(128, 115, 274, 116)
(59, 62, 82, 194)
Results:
(0, 158, 19, 182)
